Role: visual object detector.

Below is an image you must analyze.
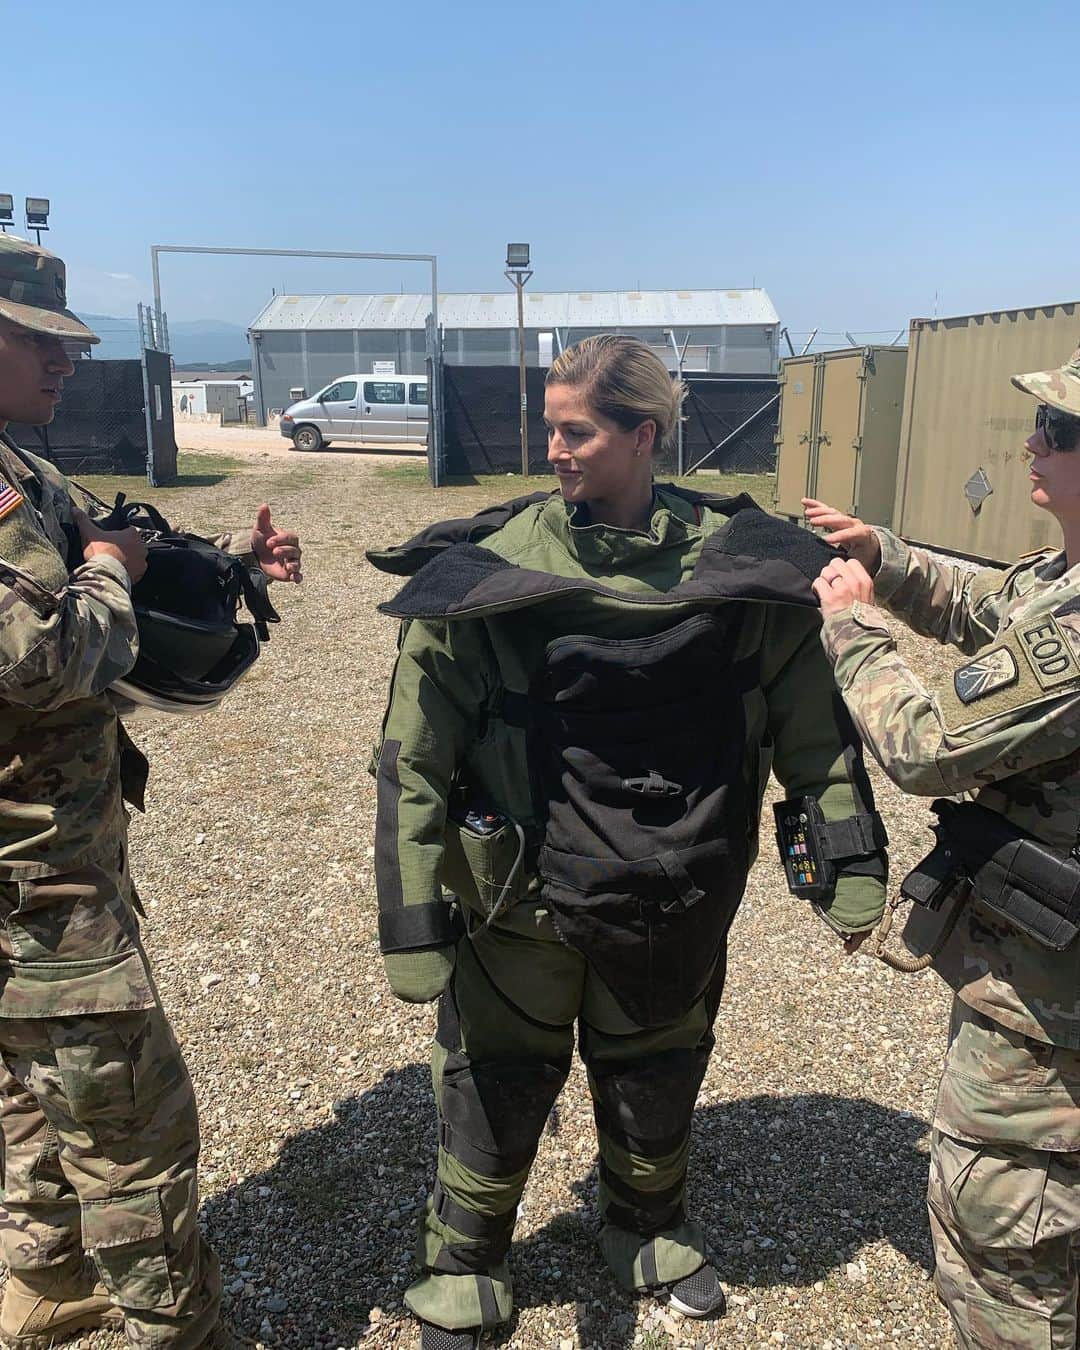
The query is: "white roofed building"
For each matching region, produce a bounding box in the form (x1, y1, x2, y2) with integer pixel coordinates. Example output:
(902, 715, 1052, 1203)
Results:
(247, 288, 779, 419)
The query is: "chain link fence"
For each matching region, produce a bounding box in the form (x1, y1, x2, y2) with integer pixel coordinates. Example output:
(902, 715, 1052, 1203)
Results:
(7, 356, 178, 482)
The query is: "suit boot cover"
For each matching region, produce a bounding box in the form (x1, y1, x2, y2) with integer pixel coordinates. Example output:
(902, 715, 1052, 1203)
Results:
(528, 612, 751, 1028)
(0, 1253, 123, 1348)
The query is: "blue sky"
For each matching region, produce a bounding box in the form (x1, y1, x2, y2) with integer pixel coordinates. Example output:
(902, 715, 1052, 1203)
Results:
(6, 0, 1075, 341)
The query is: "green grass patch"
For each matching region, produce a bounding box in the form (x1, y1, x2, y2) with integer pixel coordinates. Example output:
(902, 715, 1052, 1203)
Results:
(373, 461, 776, 509)
(70, 451, 245, 506)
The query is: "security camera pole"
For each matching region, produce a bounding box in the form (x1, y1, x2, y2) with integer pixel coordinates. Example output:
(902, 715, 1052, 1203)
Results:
(505, 243, 533, 477)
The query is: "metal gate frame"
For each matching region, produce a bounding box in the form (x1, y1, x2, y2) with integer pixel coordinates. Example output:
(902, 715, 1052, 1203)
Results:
(137, 302, 178, 486)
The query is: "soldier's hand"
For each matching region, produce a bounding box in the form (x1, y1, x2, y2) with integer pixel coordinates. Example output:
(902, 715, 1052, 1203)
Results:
(812, 557, 876, 616)
(802, 498, 882, 574)
(251, 503, 302, 584)
(75, 509, 148, 583)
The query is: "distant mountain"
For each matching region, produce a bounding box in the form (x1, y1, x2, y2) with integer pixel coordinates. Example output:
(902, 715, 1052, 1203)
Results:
(81, 314, 251, 365)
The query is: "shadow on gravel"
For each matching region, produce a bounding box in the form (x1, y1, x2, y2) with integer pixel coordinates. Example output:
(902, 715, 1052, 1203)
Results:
(201, 1076, 931, 1349)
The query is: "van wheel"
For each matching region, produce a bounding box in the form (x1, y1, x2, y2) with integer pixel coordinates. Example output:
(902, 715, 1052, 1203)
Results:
(292, 425, 323, 452)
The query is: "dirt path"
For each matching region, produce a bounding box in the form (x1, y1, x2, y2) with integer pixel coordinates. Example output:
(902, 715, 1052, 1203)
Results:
(175, 420, 427, 465)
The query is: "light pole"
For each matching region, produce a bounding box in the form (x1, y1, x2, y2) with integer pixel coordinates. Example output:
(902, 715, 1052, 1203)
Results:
(24, 198, 49, 245)
(505, 243, 532, 477)
(664, 328, 691, 475)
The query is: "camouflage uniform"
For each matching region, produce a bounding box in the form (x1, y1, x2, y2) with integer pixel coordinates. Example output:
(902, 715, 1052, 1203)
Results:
(370, 488, 887, 1333)
(0, 432, 220, 1348)
(822, 522, 1080, 1349)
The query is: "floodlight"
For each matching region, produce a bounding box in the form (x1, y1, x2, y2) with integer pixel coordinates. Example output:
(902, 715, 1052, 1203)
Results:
(506, 243, 530, 269)
(0, 195, 13, 226)
(25, 198, 49, 228)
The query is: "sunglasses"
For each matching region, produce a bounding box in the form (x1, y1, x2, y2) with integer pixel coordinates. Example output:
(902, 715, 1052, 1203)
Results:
(1036, 403, 1080, 452)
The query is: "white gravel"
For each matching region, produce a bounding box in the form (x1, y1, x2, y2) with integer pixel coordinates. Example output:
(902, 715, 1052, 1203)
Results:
(69, 450, 957, 1349)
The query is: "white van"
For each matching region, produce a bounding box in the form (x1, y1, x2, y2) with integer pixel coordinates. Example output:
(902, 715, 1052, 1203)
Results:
(279, 374, 428, 450)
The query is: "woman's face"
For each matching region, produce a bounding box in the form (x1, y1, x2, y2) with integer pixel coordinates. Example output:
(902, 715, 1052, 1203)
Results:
(1025, 420, 1080, 522)
(543, 382, 655, 509)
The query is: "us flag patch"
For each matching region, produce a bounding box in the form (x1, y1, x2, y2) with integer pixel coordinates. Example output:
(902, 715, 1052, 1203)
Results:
(0, 476, 24, 522)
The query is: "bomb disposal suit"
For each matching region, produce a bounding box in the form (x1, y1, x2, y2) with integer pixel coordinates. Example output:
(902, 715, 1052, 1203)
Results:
(369, 486, 888, 1333)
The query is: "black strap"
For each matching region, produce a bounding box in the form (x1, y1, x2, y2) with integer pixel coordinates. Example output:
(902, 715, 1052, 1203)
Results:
(640, 1239, 659, 1288)
(432, 1182, 516, 1243)
(476, 1276, 501, 1330)
(377, 901, 461, 953)
(818, 812, 887, 860)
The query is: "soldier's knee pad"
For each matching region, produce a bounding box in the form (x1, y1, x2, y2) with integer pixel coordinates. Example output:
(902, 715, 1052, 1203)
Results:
(589, 1046, 710, 1157)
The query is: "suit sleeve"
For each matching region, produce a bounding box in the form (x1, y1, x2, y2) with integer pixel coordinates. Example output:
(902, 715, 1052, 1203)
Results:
(374, 616, 494, 951)
(822, 600, 1080, 798)
(872, 526, 1015, 655)
(0, 508, 138, 712)
(761, 606, 887, 935)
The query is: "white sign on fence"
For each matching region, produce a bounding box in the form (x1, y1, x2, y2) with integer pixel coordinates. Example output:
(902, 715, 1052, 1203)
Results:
(372, 360, 396, 376)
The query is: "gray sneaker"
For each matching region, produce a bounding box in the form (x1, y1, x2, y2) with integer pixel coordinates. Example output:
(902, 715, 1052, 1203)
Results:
(666, 1263, 726, 1318)
(420, 1322, 481, 1350)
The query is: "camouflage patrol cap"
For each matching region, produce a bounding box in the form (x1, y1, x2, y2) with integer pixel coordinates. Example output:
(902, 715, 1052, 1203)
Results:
(1012, 344, 1080, 418)
(0, 234, 99, 345)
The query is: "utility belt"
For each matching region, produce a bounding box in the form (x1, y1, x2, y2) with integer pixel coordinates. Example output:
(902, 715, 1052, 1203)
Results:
(898, 798, 1080, 952)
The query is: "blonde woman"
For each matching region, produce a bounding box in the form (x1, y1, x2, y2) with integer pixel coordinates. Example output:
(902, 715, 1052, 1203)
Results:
(368, 335, 887, 1348)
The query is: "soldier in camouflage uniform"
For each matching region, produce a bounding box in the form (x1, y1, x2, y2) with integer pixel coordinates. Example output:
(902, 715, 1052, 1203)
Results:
(806, 345, 1080, 1349)
(369, 336, 888, 1350)
(0, 235, 301, 1349)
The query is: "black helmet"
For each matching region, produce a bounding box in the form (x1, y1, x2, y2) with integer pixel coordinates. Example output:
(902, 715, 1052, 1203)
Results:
(95, 496, 280, 719)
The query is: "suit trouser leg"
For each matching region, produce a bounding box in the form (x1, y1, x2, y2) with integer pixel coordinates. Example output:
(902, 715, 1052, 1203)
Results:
(580, 946, 727, 1292)
(929, 998, 1080, 1350)
(0, 1006, 220, 1350)
(405, 913, 583, 1333)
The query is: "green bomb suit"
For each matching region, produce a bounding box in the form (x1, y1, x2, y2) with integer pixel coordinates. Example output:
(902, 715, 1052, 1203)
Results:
(369, 486, 888, 1333)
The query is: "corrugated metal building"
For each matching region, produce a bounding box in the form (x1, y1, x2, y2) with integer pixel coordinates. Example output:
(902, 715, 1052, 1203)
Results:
(248, 288, 780, 418)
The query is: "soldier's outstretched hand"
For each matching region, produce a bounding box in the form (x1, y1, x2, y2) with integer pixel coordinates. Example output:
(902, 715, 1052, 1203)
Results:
(812, 557, 876, 616)
(251, 504, 303, 584)
(802, 498, 882, 574)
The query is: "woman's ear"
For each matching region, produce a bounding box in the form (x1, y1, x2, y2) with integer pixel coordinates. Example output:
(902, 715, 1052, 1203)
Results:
(635, 419, 657, 455)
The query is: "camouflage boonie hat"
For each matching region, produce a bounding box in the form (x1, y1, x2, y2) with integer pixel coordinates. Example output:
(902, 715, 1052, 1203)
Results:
(1012, 343, 1080, 418)
(0, 235, 99, 346)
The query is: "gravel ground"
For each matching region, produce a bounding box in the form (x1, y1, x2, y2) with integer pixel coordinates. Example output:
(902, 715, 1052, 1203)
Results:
(68, 452, 970, 1350)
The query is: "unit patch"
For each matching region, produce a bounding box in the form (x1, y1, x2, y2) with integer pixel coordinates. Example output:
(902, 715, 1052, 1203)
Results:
(0, 476, 25, 523)
(1016, 614, 1080, 691)
(954, 647, 1019, 705)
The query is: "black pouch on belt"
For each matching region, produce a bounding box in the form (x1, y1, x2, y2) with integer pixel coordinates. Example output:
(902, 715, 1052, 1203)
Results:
(527, 610, 754, 1028)
(931, 798, 1080, 950)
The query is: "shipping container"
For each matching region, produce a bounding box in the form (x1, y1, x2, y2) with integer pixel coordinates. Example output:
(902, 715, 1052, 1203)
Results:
(773, 346, 907, 526)
(893, 303, 1080, 562)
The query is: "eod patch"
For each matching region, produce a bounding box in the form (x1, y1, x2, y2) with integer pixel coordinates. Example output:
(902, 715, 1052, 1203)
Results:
(1015, 614, 1080, 691)
(943, 612, 1080, 733)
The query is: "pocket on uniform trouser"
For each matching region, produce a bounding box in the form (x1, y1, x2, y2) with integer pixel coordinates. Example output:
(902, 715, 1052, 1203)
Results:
(81, 1187, 175, 1309)
(0, 867, 156, 1018)
(928, 1131, 1062, 1348)
(929, 1130, 1050, 1250)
